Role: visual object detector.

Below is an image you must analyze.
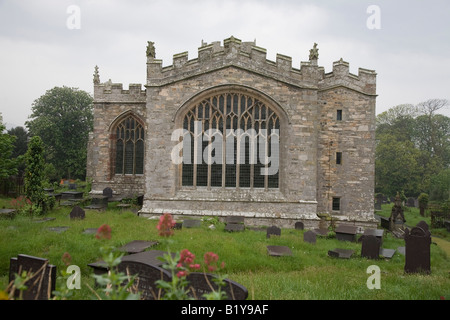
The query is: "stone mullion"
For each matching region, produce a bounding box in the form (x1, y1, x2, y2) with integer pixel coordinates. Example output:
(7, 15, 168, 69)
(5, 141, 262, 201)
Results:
(193, 107, 198, 188)
(250, 104, 255, 189)
(236, 94, 242, 189)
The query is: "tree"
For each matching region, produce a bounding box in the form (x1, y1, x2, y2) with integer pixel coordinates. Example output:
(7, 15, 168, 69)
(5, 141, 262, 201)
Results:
(7, 126, 29, 176)
(26, 86, 93, 180)
(0, 116, 18, 179)
(24, 136, 47, 214)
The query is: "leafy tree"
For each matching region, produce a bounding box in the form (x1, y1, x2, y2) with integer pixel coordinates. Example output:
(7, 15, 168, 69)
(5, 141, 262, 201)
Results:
(7, 126, 29, 176)
(24, 136, 47, 214)
(26, 86, 93, 180)
(0, 116, 18, 179)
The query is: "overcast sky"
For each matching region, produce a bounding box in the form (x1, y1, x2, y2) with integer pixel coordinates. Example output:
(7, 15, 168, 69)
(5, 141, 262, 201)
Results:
(0, 0, 449, 129)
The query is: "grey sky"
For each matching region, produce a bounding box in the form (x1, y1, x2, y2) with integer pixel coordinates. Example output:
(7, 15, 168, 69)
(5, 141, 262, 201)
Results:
(1, 0, 449, 129)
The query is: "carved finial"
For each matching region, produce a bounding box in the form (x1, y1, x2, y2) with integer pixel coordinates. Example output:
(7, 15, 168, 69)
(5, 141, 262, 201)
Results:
(309, 43, 319, 60)
(93, 65, 100, 85)
(146, 41, 156, 58)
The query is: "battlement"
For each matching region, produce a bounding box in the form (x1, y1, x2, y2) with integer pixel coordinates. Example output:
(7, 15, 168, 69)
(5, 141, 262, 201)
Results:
(145, 36, 376, 96)
(93, 66, 146, 103)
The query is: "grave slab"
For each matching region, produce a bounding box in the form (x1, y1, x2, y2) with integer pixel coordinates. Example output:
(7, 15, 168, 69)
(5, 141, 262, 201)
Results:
(118, 240, 158, 254)
(183, 219, 202, 228)
(335, 224, 358, 242)
(267, 245, 292, 257)
(328, 248, 354, 259)
(186, 272, 248, 300)
(379, 248, 396, 259)
(47, 226, 70, 233)
(225, 223, 245, 232)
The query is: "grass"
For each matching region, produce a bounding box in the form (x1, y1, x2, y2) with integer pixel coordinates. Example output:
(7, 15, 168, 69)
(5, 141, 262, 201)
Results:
(0, 197, 449, 300)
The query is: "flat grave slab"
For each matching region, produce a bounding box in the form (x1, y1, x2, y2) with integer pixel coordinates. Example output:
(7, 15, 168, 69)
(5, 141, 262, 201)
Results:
(267, 245, 292, 257)
(380, 248, 396, 259)
(328, 248, 354, 259)
(312, 228, 329, 236)
(118, 240, 158, 254)
(32, 217, 56, 223)
(61, 191, 84, 199)
(121, 250, 176, 267)
(0, 209, 16, 219)
(47, 226, 70, 233)
(82, 228, 98, 234)
(183, 219, 202, 228)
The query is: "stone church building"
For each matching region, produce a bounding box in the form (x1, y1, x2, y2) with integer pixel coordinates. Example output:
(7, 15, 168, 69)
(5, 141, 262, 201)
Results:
(86, 36, 378, 229)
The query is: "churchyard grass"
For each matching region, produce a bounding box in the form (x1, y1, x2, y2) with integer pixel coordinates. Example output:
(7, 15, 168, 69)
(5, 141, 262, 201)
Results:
(0, 197, 449, 300)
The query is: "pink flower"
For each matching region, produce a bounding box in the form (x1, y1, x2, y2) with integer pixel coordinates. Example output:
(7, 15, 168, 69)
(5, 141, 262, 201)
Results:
(204, 252, 224, 273)
(157, 213, 176, 237)
(95, 224, 112, 240)
(176, 271, 187, 278)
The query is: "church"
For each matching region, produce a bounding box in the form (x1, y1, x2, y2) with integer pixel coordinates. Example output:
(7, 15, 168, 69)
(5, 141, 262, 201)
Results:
(86, 36, 378, 229)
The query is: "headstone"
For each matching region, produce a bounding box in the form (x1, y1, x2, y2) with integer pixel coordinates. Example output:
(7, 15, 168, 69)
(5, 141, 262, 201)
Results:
(70, 205, 85, 220)
(69, 183, 77, 190)
(303, 230, 316, 244)
(374, 202, 382, 210)
(361, 235, 381, 259)
(328, 248, 354, 259)
(174, 222, 183, 230)
(121, 250, 176, 267)
(266, 226, 281, 238)
(335, 224, 358, 242)
(183, 219, 202, 228)
(185, 272, 248, 300)
(117, 260, 172, 300)
(267, 245, 292, 257)
(404, 222, 432, 274)
(406, 197, 416, 207)
(379, 216, 390, 230)
(103, 187, 113, 199)
(359, 228, 384, 244)
(295, 222, 304, 230)
(9, 254, 56, 300)
(225, 216, 245, 224)
(118, 240, 158, 254)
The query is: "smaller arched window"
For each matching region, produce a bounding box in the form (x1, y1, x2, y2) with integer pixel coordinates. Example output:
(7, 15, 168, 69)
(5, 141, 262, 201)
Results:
(114, 116, 145, 175)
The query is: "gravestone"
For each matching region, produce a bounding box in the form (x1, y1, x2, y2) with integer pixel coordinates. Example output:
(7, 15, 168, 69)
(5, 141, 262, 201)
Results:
(61, 191, 83, 200)
(266, 245, 292, 257)
(121, 250, 176, 268)
(70, 206, 85, 220)
(303, 230, 316, 244)
(266, 226, 281, 238)
(328, 248, 354, 259)
(186, 272, 248, 300)
(225, 216, 245, 232)
(117, 260, 172, 300)
(361, 235, 381, 259)
(335, 224, 358, 242)
(183, 219, 202, 228)
(174, 222, 183, 230)
(404, 222, 432, 274)
(103, 187, 113, 199)
(0, 209, 16, 219)
(9, 254, 56, 300)
(406, 197, 416, 208)
(118, 240, 158, 254)
(295, 221, 304, 230)
(85, 195, 108, 210)
(374, 201, 382, 210)
(359, 228, 384, 244)
(312, 228, 328, 236)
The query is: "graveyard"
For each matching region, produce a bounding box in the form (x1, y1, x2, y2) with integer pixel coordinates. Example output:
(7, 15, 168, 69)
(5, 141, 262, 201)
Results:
(0, 190, 449, 300)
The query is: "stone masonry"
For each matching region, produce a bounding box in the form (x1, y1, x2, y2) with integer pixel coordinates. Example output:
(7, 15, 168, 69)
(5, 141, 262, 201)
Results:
(86, 36, 378, 229)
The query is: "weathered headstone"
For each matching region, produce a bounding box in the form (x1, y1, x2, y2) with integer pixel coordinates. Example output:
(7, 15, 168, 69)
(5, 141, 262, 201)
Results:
(404, 222, 432, 274)
(359, 228, 384, 244)
(185, 272, 248, 300)
(295, 221, 304, 230)
(303, 230, 316, 244)
(117, 260, 172, 300)
(118, 240, 158, 254)
(361, 235, 381, 259)
(9, 254, 56, 300)
(225, 223, 245, 232)
(328, 248, 354, 259)
(335, 224, 358, 242)
(406, 197, 416, 208)
(267, 245, 292, 257)
(70, 205, 85, 220)
(266, 226, 281, 238)
(103, 187, 113, 199)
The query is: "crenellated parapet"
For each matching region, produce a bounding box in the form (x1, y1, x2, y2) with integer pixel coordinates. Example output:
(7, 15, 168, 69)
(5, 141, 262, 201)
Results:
(319, 58, 377, 96)
(145, 36, 376, 96)
(93, 66, 146, 103)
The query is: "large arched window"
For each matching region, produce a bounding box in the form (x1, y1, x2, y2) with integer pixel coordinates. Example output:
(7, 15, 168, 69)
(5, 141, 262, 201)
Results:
(180, 91, 280, 189)
(114, 115, 145, 175)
